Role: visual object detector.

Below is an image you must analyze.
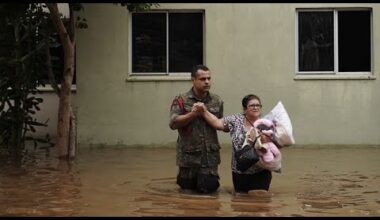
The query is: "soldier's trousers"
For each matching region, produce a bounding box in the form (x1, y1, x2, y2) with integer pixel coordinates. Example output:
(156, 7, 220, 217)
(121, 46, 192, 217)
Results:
(176, 166, 220, 193)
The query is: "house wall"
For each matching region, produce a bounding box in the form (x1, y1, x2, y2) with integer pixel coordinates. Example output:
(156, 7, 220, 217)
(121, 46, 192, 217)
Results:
(32, 90, 76, 141)
(72, 3, 380, 148)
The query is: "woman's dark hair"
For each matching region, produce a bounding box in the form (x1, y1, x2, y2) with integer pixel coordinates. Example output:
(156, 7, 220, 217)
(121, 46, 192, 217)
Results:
(242, 94, 261, 110)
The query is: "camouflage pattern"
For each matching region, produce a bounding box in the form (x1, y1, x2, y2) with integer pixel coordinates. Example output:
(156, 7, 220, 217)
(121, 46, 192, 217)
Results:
(177, 166, 219, 179)
(170, 88, 224, 168)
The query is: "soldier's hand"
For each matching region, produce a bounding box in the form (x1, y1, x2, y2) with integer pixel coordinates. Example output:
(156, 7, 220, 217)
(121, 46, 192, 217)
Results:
(192, 102, 205, 114)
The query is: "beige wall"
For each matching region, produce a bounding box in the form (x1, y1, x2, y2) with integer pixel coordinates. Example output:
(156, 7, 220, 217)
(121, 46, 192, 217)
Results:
(32, 90, 76, 141)
(73, 3, 380, 147)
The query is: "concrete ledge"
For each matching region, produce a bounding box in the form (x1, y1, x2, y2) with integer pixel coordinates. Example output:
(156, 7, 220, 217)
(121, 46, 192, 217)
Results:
(126, 75, 191, 82)
(37, 85, 77, 92)
(284, 144, 380, 149)
(294, 74, 376, 80)
(75, 143, 380, 149)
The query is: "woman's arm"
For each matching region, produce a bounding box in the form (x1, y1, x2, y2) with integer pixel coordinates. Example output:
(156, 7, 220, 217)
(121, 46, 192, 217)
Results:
(193, 102, 227, 131)
(203, 109, 226, 131)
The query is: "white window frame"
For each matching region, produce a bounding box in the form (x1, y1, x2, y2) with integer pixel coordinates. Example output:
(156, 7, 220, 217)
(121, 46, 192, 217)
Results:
(295, 8, 375, 80)
(127, 10, 205, 82)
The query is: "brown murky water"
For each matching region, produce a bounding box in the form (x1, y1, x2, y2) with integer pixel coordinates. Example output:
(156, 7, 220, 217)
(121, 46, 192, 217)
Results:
(0, 145, 379, 217)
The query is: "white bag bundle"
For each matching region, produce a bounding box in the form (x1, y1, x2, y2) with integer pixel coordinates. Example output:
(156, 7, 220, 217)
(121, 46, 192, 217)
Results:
(263, 101, 295, 147)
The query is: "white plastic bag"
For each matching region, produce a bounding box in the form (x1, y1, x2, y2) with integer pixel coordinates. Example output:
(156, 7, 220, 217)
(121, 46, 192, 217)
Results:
(263, 101, 295, 147)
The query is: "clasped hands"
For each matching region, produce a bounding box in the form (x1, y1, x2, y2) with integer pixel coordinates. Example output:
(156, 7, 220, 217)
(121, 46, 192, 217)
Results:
(192, 102, 272, 151)
(191, 102, 207, 115)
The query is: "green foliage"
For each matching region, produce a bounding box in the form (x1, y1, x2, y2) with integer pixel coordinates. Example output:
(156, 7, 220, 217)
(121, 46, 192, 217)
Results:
(0, 3, 159, 155)
(74, 3, 160, 30)
(0, 3, 55, 153)
(115, 3, 160, 12)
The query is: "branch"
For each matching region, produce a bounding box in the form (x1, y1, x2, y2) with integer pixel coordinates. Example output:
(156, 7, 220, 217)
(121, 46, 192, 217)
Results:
(68, 4, 76, 45)
(44, 39, 61, 96)
(46, 3, 70, 47)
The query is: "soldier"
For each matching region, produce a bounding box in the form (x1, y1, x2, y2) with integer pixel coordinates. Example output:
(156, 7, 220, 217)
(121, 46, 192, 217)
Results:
(169, 64, 224, 193)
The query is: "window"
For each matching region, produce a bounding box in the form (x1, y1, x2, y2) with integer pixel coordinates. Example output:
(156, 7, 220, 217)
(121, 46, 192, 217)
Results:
(296, 8, 372, 75)
(131, 11, 204, 75)
(43, 42, 77, 85)
(38, 27, 76, 87)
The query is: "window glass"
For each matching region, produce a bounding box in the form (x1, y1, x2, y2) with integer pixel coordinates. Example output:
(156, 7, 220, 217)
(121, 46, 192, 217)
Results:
(298, 11, 334, 72)
(131, 12, 204, 74)
(298, 9, 372, 74)
(338, 10, 371, 72)
(132, 13, 166, 73)
(169, 13, 203, 73)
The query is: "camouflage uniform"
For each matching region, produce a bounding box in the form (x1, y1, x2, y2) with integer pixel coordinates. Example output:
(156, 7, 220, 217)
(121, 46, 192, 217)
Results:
(169, 88, 224, 193)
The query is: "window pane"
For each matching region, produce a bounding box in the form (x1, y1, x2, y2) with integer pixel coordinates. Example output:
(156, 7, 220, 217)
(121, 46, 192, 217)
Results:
(298, 11, 334, 71)
(169, 13, 203, 72)
(132, 13, 166, 73)
(51, 44, 76, 85)
(39, 35, 76, 85)
(338, 11, 371, 72)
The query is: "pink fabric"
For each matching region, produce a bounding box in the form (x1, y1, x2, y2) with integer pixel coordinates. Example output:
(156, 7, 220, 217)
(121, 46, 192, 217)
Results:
(253, 118, 282, 172)
(253, 118, 273, 128)
(257, 142, 281, 163)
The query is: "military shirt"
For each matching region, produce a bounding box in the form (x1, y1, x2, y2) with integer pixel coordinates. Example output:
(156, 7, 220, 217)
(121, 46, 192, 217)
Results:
(169, 88, 224, 168)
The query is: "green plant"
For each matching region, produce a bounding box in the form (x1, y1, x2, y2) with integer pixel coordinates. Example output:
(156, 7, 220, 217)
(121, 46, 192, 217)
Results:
(0, 4, 52, 155)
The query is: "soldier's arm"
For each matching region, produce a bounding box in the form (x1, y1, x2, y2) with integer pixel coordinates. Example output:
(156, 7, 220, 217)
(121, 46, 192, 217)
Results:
(169, 111, 200, 130)
(169, 97, 201, 130)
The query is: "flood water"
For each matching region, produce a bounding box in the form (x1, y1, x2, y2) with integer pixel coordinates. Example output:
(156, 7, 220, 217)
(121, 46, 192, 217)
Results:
(0, 145, 379, 217)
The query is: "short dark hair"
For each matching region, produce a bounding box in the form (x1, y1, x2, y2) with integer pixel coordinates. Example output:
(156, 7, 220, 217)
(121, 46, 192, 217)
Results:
(242, 94, 261, 110)
(191, 64, 209, 78)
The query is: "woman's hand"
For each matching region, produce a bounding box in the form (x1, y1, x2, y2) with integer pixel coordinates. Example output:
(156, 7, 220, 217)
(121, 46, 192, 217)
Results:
(192, 102, 225, 131)
(192, 102, 206, 114)
(260, 133, 272, 144)
(246, 127, 257, 143)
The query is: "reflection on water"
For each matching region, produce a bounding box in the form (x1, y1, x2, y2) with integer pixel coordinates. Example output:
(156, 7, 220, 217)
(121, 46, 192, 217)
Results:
(0, 145, 380, 216)
(0, 148, 81, 216)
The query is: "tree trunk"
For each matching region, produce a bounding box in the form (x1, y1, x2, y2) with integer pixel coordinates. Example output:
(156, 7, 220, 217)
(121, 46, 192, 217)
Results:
(69, 106, 77, 159)
(45, 33, 76, 160)
(56, 71, 72, 159)
(46, 3, 76, 160)
(12, 21, 23, 157)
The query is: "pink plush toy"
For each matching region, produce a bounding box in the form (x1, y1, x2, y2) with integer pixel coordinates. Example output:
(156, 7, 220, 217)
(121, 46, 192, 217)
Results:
(253, 118, 282, 172)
